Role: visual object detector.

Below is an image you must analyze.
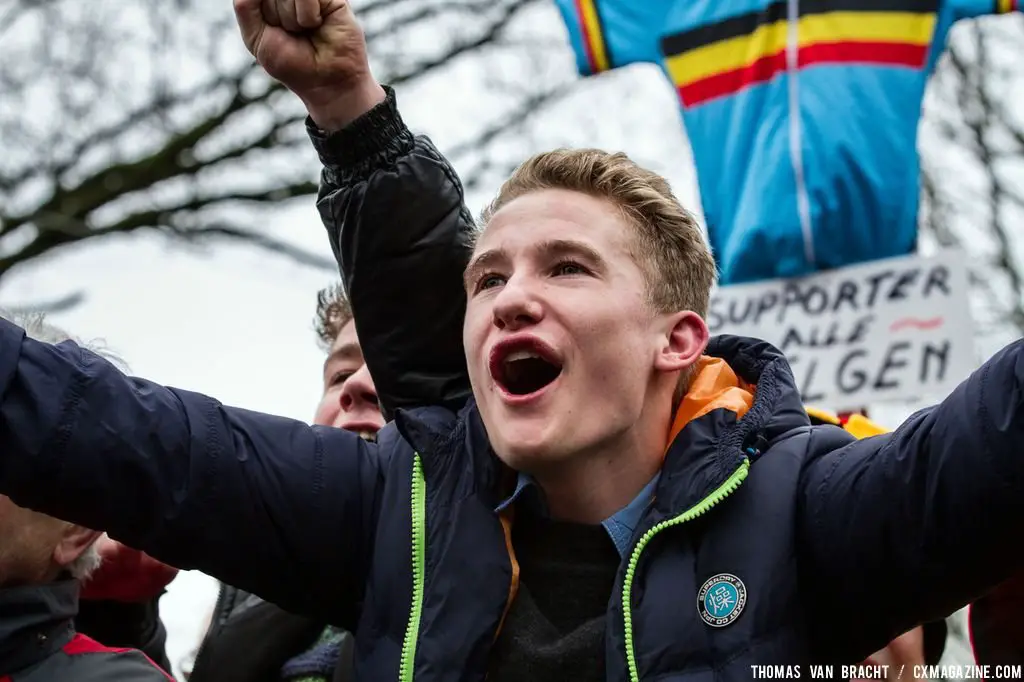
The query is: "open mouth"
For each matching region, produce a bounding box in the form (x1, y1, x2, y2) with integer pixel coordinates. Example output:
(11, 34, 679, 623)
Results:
(342, 422, 380, 443)
(490, 339, 563, 397)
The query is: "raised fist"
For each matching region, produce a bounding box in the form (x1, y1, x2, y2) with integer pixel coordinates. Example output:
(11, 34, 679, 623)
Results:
(233, 0, 385, 130)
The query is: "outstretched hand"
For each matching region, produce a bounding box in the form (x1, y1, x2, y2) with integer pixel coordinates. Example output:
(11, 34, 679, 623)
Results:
(234, 0, 386, 131)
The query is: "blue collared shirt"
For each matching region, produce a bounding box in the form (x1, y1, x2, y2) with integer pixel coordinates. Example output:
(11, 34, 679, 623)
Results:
(495, 472, 660, 558)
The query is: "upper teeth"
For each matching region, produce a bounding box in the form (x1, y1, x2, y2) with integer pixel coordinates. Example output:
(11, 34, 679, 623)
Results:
(506, 350, 540, 363)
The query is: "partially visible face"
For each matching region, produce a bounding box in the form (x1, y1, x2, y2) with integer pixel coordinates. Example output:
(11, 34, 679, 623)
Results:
(313, 320, 384, 438)
(0, 496, 65, 588)
(463, 189, 671, 472)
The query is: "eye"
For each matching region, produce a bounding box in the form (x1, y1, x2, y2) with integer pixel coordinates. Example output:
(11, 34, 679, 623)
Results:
(329, 372, 353, 387)
(476, 273, 506, 292)
(552, 260, 589, 277)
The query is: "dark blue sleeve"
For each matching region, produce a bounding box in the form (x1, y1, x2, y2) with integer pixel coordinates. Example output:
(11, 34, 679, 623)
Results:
(0, 317, 382, 627)
(798, 339, 1024, 661)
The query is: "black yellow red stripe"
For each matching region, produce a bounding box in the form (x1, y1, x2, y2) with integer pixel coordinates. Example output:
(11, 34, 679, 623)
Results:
(573, 0, 611, 73)
(661, 0, 939, 107)
(996, 0, 1018, 12)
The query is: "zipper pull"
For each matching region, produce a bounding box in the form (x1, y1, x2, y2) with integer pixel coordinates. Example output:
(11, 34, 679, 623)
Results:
(743, 434, 769, 461)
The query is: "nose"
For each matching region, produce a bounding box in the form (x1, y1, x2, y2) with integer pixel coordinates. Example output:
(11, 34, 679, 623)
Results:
(492, 276, 544, 331)
(339, 364, 378, 413)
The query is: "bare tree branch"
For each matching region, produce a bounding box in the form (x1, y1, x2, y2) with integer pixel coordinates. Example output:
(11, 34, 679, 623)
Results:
(920, 17, 1024, 343)
(0, 63, 262, 193)
(383, 0, 542, 88)
(170, 221, 338, 271)
(2, 290, 86, 315)
(0, 0, 572, 310)
(449, 84, 575, 161)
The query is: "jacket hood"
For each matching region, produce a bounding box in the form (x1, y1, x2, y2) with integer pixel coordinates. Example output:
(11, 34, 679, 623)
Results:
(668, 355, 755, 445)
(686, 334, 812, 438)
(649, 335, 811, 516)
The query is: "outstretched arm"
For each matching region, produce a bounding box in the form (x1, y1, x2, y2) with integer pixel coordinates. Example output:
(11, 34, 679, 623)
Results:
(799, 339, 1024, 661)
(0, 317, 381, 627)
(236, 0, 474, 418)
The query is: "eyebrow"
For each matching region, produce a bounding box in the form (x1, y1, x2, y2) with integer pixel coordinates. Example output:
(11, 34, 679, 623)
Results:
(322, 342, 362, 377)
(463, 249, 507, 291)
(540, 238, 606, 268)
(463, 238, 607, 291)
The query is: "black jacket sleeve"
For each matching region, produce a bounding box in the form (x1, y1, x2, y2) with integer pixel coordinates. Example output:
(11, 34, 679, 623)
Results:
(307, 86, 475, 419)
(0, 317, 384, 627)
(798, 339, 1024, 661)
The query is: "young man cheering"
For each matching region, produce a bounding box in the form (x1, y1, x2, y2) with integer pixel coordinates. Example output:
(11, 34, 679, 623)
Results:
(0, 2, 1021, 680)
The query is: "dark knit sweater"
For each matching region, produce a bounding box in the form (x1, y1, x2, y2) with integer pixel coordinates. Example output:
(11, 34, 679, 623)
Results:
(488, 510, 621, 682)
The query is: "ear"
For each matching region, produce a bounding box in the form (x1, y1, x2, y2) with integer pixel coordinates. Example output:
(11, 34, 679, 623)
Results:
(52, 525, 102, 568)
(654, 311, 709, 374)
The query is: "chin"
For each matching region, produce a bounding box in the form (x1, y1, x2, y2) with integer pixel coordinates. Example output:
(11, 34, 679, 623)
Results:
(490, 427, 568, 472)
(479, 392, 575, 467)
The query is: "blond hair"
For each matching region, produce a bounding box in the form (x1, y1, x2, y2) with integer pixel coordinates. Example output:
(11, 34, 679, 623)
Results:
(480, 148, 717, 318)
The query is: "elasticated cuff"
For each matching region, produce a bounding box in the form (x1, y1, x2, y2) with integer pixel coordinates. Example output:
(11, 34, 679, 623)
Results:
(305, 85, 411, 174)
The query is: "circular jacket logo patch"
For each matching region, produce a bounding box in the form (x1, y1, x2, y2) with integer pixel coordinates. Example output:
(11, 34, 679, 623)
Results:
(697, 573, 746, 627)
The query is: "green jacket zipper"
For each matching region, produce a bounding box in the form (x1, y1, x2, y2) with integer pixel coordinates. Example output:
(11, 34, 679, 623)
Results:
(399, 453, 428, 682)
(621, 458, 751, 682)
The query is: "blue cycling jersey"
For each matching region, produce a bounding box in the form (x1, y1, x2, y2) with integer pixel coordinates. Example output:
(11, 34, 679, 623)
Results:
(552, 0, 1020, 284)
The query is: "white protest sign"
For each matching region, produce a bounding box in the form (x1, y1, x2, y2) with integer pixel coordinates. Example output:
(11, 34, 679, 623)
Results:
(707, 250, 975, 411)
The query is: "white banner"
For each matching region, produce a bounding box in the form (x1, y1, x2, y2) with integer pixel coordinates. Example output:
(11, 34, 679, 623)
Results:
(708, 250, 975, 411)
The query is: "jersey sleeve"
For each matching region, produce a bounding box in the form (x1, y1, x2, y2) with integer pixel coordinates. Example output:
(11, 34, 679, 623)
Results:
(551, 0, 673, 75)
(946, 0, 1019, 20)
